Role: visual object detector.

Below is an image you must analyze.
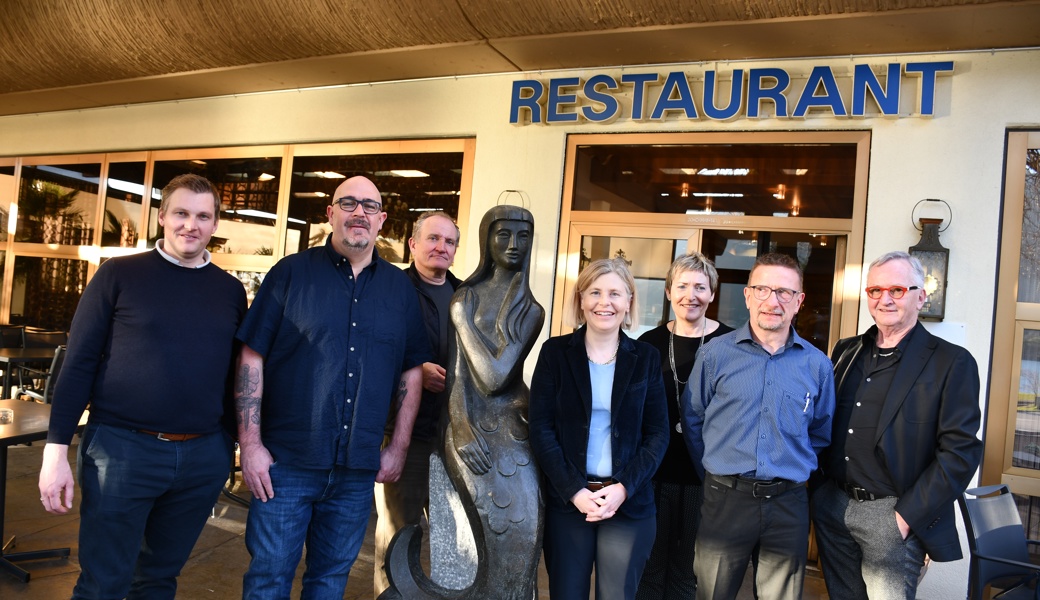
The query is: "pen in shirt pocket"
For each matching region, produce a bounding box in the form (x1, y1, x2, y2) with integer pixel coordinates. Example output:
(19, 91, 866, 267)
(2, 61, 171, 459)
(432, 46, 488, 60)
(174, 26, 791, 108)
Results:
(803, 392, 811, 413)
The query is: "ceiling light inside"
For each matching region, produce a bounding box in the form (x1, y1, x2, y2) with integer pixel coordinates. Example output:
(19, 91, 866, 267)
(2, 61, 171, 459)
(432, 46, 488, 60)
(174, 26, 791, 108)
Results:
(389, 169, 429, 178)
(258, 173, 276, 181)
(659, 167, 698, 175)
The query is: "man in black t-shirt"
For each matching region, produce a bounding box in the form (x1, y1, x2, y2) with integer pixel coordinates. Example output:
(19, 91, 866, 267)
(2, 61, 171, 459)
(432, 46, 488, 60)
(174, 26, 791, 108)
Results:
(374, 211, 462, 596)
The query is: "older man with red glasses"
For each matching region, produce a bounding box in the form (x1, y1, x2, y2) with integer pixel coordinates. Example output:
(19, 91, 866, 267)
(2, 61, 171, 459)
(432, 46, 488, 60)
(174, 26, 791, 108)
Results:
(812, 251, 982, 600)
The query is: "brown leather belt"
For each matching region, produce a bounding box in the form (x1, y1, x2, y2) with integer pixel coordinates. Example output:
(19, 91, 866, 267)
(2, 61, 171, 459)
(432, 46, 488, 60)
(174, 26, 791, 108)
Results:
(586, 478, 618, 492)
(136, 429, 204, 442)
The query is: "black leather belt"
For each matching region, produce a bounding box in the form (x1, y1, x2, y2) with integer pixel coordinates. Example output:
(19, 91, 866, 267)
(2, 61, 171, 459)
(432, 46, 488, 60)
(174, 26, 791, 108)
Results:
(838, 481, 893, 502)
(708, 473, 798, 498)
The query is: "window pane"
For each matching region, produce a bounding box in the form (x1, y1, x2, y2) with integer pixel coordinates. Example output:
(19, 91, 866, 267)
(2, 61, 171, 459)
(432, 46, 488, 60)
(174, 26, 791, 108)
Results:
(103, 162, 145, 247)
(1019, 148, 1040, 303)
(17, 164, 100, 244)
(10, 256, 88, 330)
(572, 143, 857, 218)
(0, 165, 14, 243)
(285, 153, 463, 261)
(1014, 328, 1040, 470)
(701, 229, 839, 353)
(579, 235, 678, 338)
(150, 157, 282, 256)
(226, 269, 267, 304)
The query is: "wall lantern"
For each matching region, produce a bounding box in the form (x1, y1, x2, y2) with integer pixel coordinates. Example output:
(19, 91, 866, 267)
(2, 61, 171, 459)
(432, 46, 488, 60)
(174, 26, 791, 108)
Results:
(908, 199, 951, 321)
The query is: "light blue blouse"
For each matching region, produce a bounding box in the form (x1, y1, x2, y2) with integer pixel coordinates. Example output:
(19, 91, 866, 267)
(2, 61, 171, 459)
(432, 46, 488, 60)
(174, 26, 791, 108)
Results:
(586, 361, 615, 478)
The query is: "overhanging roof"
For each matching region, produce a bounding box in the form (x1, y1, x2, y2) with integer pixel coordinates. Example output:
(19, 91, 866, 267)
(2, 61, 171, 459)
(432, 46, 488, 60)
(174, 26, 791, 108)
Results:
(0, 0, 1037, 117)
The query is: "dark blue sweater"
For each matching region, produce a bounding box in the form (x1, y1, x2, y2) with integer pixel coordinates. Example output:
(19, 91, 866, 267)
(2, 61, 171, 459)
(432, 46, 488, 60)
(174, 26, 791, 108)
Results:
(48, 250, 246, 444)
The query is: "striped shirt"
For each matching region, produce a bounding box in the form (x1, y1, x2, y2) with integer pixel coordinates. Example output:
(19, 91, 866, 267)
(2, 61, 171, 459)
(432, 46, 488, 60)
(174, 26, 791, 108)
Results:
(681, 324, 835, 483)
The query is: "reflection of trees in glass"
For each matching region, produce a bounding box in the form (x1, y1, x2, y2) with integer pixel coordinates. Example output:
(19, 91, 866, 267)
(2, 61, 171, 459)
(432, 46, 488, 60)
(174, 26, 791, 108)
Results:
(1020, 149, 1040, 303)
(17, 181, 92, 244)
(101, 209, 138, 247)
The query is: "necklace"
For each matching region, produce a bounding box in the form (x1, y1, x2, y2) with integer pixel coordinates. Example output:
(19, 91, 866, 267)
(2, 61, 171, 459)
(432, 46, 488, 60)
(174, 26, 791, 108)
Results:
(669, 319, 706, 433)
(587, 336, 620, 365)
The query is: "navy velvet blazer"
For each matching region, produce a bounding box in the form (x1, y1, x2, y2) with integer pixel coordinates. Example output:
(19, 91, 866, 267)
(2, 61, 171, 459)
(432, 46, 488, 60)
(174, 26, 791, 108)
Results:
(529, 327, 669, 519)
(828, 323, 983, 561)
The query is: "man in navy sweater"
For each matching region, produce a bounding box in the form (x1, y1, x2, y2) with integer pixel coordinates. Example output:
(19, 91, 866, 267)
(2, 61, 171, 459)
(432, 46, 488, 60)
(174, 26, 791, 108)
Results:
(39, 174, 247, 600)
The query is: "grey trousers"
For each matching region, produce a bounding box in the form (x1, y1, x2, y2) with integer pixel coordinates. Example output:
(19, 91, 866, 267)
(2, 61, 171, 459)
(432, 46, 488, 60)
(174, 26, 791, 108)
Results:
(811, 478, 926, 600)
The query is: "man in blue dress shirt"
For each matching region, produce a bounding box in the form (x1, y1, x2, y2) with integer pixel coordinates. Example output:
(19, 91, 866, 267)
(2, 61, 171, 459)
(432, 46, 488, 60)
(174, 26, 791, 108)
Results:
(234, 175, 430, 600)
(682, 252, 835, 600)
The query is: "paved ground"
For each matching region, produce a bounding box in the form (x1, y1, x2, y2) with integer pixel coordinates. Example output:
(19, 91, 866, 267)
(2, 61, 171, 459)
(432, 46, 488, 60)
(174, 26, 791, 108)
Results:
(0, 442, 827, 599)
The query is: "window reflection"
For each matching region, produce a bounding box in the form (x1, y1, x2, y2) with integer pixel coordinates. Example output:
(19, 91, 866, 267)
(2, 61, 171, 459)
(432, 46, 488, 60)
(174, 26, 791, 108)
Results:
(226, 269, 267, 305)
(1014, 329, 1040, 470)
(17, 164, 100, 244)
(286, 153, 463, 262)
(11, 256, 87, 330)
(1018, 149, 1040, 303)
(149, 157, 282, 256)
(0, 165, 14, 243)
(103, 162, 145, 247)
(572, 143, 857, 218)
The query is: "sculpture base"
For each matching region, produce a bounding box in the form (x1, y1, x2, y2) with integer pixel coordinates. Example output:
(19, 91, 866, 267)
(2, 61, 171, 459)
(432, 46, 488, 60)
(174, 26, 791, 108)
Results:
(428, 453, 477, 590)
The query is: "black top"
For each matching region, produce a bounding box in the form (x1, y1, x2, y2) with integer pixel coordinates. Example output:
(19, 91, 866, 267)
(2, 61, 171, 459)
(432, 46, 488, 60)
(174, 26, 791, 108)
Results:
(49, 250, 246, 444)
(826, 327, 912, 496)
(403, 263, 462, 441)
(638, 321, 734, 485)
(237, 240, 431, 470)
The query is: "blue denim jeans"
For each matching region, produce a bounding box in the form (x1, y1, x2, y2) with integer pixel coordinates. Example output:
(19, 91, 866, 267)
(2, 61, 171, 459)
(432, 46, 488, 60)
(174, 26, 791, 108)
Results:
(242, 462, 377, 600)
(73, 423, 233, 600)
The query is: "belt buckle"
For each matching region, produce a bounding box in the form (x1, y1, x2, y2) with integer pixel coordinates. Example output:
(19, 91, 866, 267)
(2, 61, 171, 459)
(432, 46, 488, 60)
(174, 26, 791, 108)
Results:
(850, 486, 867, 502)
(752, 481, 775, 498)
(155, 432, 173, 442)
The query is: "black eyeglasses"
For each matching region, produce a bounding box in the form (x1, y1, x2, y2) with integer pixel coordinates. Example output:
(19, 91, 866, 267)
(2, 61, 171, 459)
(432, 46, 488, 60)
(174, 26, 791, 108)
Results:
(334, 196, 382, 215)
(864, 285, 920, 299)
(746, 285, 799, 303)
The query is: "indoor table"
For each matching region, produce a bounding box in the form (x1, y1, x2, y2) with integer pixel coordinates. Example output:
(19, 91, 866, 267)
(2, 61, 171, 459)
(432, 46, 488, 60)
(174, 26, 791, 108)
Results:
(0, 348, 57, 399)
(0, 399, 85, 582)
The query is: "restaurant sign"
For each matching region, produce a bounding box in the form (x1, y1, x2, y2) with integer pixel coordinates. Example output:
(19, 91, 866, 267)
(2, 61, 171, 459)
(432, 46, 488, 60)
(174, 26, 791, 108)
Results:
(508, 61, 953, 125)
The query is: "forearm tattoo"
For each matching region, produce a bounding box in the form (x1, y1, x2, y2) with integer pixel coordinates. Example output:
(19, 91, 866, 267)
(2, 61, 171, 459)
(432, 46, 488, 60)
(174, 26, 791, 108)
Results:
(395, 377, 407, 413)
(235, 364, 263, 430)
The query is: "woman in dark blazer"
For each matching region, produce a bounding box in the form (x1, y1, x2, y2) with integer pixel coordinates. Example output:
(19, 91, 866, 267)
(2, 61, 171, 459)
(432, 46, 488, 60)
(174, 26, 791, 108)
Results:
(530, 258, 669, 600)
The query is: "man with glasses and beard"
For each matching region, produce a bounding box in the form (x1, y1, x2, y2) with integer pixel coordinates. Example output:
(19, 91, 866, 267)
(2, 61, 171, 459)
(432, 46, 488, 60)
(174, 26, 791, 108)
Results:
(682, 252, 835, 600)
(234, 175, 430, 599)
(812, 251, 982, 600)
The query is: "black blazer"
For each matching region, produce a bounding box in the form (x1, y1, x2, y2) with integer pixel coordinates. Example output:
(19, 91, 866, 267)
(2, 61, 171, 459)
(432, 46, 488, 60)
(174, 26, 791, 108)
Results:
(529, 327, 669, 519)
(828, 323, 983, 561)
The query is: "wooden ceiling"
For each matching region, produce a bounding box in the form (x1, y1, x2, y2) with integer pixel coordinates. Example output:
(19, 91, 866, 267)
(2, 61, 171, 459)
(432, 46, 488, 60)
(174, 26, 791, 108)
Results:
(0, 0, 1037, 117)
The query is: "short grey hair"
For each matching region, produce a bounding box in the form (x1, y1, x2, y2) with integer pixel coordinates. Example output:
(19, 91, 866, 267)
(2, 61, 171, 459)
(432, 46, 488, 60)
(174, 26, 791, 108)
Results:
(666, 252, 719, 293)
(868, 251, 925, 288)
(411, 211, 460, 245)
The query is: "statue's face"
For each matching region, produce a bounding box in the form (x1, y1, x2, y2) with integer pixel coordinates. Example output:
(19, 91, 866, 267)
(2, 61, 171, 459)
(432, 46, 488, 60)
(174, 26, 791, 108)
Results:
(489, 219, 532, 271)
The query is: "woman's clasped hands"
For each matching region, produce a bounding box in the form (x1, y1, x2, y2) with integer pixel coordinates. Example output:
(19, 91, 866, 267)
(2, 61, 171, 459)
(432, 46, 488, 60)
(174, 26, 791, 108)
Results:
(571, 482, 628, 522)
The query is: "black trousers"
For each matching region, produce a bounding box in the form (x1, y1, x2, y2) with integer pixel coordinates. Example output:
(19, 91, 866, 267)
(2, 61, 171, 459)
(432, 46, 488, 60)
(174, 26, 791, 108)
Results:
(694, 477, 809, 600)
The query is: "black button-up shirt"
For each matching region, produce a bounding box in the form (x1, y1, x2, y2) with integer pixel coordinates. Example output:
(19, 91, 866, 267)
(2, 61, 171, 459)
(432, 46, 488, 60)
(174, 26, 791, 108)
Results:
(827, 326, 915, 496)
